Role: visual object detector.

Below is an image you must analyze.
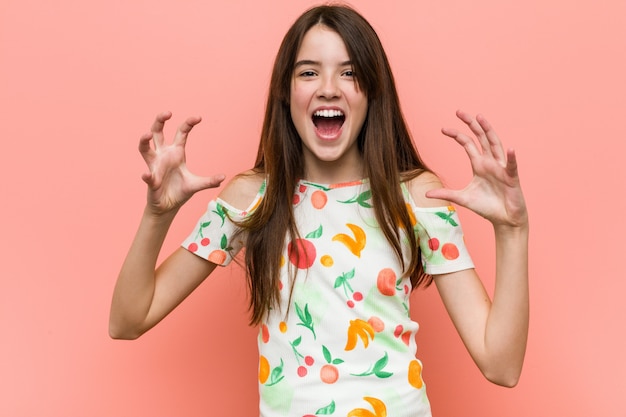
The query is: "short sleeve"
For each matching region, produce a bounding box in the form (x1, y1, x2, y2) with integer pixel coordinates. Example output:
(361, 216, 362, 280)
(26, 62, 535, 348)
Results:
(181, 199, 247, 266)
(412, 205, 475, 275)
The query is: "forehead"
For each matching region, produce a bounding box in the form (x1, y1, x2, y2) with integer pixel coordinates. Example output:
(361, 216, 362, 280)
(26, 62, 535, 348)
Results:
(295, 25, 350, 61)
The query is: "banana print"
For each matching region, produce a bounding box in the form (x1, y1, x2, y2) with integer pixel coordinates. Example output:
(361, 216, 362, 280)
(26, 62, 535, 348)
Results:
(347, 397, 387, 417)
(345, 319, 375, 351)
(332, 223, 366, 257)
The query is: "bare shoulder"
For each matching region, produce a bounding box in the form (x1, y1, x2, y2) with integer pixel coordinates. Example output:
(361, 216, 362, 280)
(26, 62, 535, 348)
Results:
(406, 170, 450, 208)
(218, 169, 265, 211)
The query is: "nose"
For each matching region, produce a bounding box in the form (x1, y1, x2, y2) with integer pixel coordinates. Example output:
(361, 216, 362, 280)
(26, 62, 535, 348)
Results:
(317, 74, 341, 99)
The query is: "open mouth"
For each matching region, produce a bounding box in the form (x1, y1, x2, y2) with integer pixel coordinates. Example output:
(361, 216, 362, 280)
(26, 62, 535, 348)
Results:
(312, 109, 345, 137)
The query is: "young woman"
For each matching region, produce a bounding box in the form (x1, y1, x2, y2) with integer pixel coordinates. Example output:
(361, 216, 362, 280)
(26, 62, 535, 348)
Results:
(110, 5, 528, 416)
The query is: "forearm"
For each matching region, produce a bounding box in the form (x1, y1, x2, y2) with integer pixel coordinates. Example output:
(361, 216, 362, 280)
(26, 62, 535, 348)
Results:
(483, 223, 529, 386)
(109, 207, 178, 339)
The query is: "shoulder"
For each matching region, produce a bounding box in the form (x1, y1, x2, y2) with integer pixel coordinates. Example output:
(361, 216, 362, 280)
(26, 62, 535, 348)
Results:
(217, 169, 265, 211)
(404, 170, 450, 208)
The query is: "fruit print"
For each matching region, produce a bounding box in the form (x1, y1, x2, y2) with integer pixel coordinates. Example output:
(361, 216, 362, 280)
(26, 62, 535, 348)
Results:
(288, 239, 316, 269)
(207, 249, 227, 264)
(185, 180, 474, 415)
(320, 364, 339, 384)
(261, 358, 285, 387)
(320, 345, 344, 384)
(279, 321, 288, 333)
(320, 254, 334, 267)
(401, 331, 412, 346)
(333, 268, 364, 308)
(207, 233, 232, 264)
(261, 324, 270, 343)
(347, 397, 387, 417)
(345, 319, 375, 351)
(441, 242, 460, 260)
(311, 190, 328, 209)
(258, 355, 270, 384)
(289, 336, 316, 378)
(288, 225, 322, 269)
(376, 268, 396, 296)
(332, 223, 366, 257)
(367, 316, 385, 333)
(408, 359, 424, 389)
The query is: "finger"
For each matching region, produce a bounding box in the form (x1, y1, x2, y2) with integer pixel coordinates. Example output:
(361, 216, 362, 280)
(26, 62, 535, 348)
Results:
(476, 114, 506, 164)
(456, 110, 492, 157)
(505, 148, 519, 178)
(174, 116, 202, 146)
(441, 127, 481, 160)
(150, 111, 173, 148)
(138, 132, 156, 163)
(425, 187, 466, 207)
(189, 173, 227, 193)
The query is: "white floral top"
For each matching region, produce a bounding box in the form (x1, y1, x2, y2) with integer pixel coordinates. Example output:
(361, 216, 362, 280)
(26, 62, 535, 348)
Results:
(183, 179, 474, 417)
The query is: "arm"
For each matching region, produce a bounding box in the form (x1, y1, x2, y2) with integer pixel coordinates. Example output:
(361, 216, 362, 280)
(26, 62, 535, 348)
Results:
(109, 112, 226, 340)
(414, 110, 529, 387)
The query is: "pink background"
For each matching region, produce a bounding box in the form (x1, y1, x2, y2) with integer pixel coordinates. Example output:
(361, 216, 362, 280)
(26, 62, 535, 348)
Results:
(1, 0, 624, 416)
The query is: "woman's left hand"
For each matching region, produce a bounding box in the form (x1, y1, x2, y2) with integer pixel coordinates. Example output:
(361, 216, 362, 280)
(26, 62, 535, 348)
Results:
(426, 110, 528, 229)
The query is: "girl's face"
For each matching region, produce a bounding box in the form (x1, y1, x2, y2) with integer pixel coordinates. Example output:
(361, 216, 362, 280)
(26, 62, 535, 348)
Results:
(290, 25, 368, 183)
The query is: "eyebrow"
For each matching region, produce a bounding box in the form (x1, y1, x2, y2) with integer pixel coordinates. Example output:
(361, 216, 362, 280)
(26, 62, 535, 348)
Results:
(294, 60, 352, 68)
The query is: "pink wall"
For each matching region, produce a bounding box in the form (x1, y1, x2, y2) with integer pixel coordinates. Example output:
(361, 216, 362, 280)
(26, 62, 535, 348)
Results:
(1, 0, 624, 415)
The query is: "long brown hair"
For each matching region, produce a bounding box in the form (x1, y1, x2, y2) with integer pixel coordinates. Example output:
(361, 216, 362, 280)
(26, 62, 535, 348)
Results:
(242, 5, 432, 325)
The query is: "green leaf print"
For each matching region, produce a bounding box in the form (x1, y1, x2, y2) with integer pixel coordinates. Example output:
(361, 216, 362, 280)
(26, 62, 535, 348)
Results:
(289, 336, 305, 364)
(303, 181, 332, 191)
(351, 352, 393, 378)
(295, 302, 316, 339)
(322, 345, 344, 365)
(266, 358, 285, 387)
(305, 224, 323, 239)
(333, 268, 356, 298)
(213, 203, 227, 226)
(315, 400, 336, 415)
(195, 221, 212, 239)
(338, 190, 372, 208)
(435, 210, 458, 227)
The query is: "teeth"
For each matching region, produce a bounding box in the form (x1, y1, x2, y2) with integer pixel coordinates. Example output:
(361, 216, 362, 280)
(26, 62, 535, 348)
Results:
(313, 109, 344, 118)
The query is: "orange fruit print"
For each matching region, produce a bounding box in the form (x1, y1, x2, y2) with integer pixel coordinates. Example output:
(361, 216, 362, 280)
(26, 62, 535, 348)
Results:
(207, 249, 227, 264)
(376, 268, 396, 296)
(320, 364, 339, 384)
(441, 243, 459, 260)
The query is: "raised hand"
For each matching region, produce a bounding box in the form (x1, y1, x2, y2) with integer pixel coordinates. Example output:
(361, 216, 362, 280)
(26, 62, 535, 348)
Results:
(138, 111, 225, 215)
(426, 110, 527, 229)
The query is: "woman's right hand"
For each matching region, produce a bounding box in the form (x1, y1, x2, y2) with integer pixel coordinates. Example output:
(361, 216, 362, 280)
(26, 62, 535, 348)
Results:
(139, 111, 225, 215)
